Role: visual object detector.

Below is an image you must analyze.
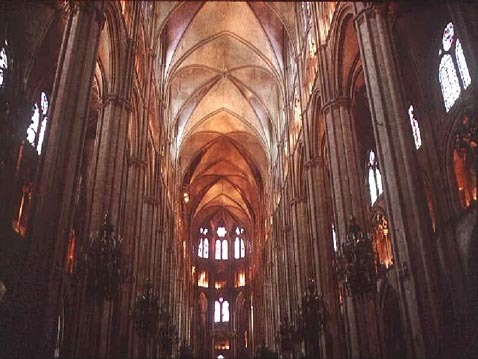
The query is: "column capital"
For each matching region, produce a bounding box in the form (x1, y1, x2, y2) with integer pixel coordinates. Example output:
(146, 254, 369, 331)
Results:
(282, 225, 292, 233)
(128, 156, 146, 168)
(290, 195, 306, 206)
(69, 1, 106, 26)
(305, 157, 322, 169)
(321, 96, 350, 114)
(144, 195, 160, 206)
(353, 2, 389, 25)
(102, 93, 132, 112)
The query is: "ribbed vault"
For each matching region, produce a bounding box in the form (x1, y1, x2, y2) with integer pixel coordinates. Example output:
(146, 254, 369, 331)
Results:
(157, 1, 293, 235)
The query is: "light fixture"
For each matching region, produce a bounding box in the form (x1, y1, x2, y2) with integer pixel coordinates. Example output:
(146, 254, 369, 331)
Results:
(82, 214, 128, 300)
(336, 216, 377, 296)
(131, 279, 160, 338)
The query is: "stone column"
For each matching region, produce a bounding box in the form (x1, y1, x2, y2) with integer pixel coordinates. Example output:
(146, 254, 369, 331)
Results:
(77, 94, 132, 358)
(353, 3, 445, 358)
(305, 156, 345, 359)
(300, 97, 344, 359)
(322, 98, 380, 359)
(2, 2, 105, 359)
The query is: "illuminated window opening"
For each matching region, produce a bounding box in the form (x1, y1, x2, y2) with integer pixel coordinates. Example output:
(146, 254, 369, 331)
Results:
(217, 226, 227, 237)
(214, 297, 229, 322)
(438, 22, 471, 112)
(198, 270, 208, 288)
(0, 42, 8, 88)
(367, 150, 383, 205)
(215, 280, 226, 289)
(234, 237, 246, 259)
(216, 239, 228, 260)
(332, 224, 338, 252)
(235, 271, 246, 287)
(26, 91, 49, 154)
(408, 105, 422, 150)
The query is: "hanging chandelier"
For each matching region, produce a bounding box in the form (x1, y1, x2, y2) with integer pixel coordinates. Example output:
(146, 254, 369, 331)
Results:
(276, 316, 296, 356)
(157, 307, 178, 356)
(336, 216, 377, 296)
(132, 279, 160, 338)
(83, 213, 125, 300)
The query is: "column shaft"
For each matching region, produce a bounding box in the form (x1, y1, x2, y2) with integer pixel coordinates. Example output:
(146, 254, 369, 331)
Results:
(4, 2, 105, 358)
(354, 3, 444, 358)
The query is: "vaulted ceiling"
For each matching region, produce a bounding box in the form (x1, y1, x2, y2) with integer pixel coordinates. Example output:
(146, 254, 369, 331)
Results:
(156, 2, 296, 231)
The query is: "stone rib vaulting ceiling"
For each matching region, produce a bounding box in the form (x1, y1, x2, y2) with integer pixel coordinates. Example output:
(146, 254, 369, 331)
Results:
(159, 1, 295, 230)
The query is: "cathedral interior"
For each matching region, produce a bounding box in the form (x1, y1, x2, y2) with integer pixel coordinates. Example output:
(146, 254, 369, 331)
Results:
(0, 1, 478, 359)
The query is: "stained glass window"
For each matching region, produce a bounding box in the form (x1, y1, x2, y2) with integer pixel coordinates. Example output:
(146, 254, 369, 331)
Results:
(234, 237, 246, 259)
(214, 300, 221, 322)
(332, 224, 338, 252)
(222, 300, 230, 322)
(438, 22, 472, 112)
(456, 40, 471, 89)
(439, 55, 461, 112)
(0, 44, 7, 88)
(221, 239, 228, 260)
(214, 297, 229, 322)
(26, 92, 49, 154)
(203, 238, 209, 258)
(408, 105, 422, 149)
(368, 150, 383, 205)
(198, 239, 203, 257)
(217, 226, 227, 237)
(216, 239, 228, 260)
(215, 239, 221, 260)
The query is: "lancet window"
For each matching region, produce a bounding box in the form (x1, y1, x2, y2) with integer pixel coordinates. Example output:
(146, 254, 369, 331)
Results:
(408, 105, 422, 150)
(438, 22, 471, 112)
(0, 42, 8, 88)
(215, 226, 228, 260)
(234, 227, 245, 259)
(214, 297, 229, 323)
(26, 91, 49, 155)
(198, 227, 209, 258)
(367, 150, 383, 205)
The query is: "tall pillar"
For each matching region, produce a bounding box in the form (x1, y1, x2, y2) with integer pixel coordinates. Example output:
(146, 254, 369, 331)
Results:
(305, 156, 344, 359)
(301, 97, 344, 359)
(323, 98, 380, 359)
(353, 3, 445, 358)
(2, 2, 105, 358)
(76, 94, 132, 358)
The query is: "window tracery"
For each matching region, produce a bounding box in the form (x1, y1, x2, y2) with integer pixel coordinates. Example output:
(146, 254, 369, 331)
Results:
(367, 150, 383, 205)
(438, 22, 471, 112)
